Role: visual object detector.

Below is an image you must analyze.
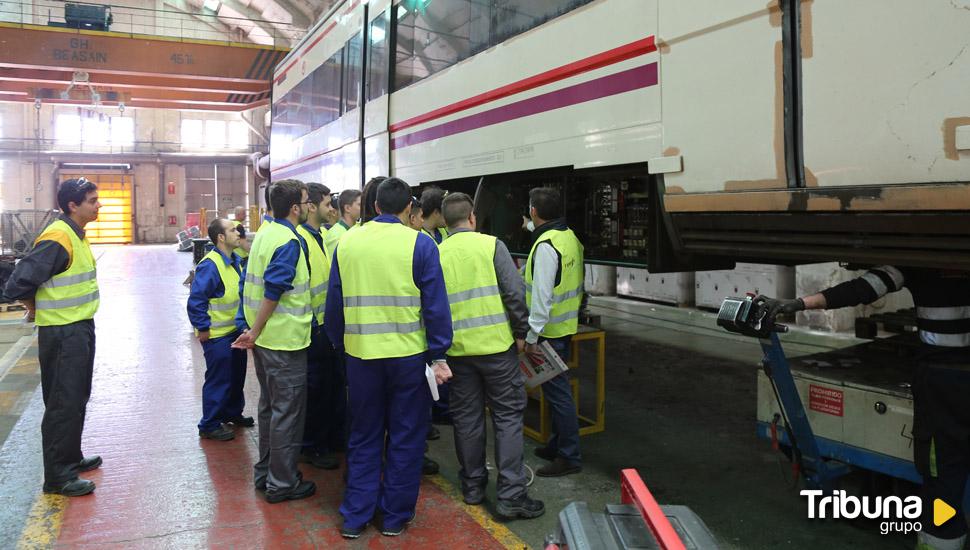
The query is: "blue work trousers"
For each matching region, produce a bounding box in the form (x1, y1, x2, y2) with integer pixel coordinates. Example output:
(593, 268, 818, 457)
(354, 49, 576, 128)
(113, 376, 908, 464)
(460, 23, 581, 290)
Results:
(340, 353, 431, 530)
(303, 326, 346, 453)
(540, 336, 581, 465)
(198, 332, 247, 432)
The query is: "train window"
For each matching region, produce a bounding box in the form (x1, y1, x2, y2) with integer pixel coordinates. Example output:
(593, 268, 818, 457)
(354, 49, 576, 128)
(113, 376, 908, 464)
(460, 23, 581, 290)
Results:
(366, 9, 390, 102)
(489, 0, 595, 45)
(343, 32, 363, 113)
(275, 76, 312, 138)
(394, 0, 488, 91)
(311, 47, 343, 129)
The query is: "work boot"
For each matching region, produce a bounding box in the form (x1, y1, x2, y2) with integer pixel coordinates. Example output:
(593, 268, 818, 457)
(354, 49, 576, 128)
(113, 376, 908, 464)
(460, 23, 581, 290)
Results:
(226, 415, 255, 427)
(462, 485, 486, 505)
(422, 456, 439, 475)
(310, 452, 340, 470)
(380, 511, 416, 536)
(533, 446, 556, 462)
(496, 493, 545, 519)
(199, 425, 234, 441)
(340, 523, 366, 539)
(536, 457, 581, 477)
(43, 478, 95, 497)
(265, 480, 316, 504)
(78, 455, 102, 472)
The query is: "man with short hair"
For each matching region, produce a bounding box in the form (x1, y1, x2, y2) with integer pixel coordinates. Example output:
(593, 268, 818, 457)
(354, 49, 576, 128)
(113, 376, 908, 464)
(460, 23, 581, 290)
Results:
(234, 179, 316, 503)
(295, 182, 343, 470)
(231, 206, 251, 261)
(438, 192, 544, 519)
(524, 187, 584, 477)
(324, 189, 362, 258)
(233, 205, 247, 225)
(419, 187, 448, 245)
(325, 177, 453, 538)
(407, 197, 424, 231)
(188, 218, 253, 442)
(4, 178, 102, 496)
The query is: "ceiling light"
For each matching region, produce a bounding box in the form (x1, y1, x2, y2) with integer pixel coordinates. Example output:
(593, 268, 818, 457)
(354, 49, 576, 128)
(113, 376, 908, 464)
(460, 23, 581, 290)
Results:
(203, 0, 220, 11)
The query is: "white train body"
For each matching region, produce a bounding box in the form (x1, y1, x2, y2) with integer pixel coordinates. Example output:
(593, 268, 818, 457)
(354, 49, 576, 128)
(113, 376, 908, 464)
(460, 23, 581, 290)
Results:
(271, 0, 970, 269)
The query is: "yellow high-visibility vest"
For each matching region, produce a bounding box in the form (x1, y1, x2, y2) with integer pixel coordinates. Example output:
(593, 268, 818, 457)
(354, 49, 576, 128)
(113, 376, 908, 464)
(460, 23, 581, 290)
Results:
(34, 219, 99, 326)
(199, 249, 241, 338)
(296, 224, 329, 325)
(337, 221, 426, 359)
(439, 231, 513, 356)
(525, 228, 584, 338)
(243, 221, 311, 350)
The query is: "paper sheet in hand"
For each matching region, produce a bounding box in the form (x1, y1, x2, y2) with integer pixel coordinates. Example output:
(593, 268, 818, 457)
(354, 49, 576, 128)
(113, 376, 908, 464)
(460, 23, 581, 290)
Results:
(519, 341, 570, 389)
(425, 364, 440, 401)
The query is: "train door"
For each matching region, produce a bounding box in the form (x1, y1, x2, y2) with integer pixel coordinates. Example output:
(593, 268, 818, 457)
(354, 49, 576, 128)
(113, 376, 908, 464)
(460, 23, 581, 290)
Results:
(362, 0, 392, 185)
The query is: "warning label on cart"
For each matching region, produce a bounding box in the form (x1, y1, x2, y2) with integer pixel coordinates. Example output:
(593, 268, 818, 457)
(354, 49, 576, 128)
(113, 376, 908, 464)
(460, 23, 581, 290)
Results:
(809, 385, 843, 417)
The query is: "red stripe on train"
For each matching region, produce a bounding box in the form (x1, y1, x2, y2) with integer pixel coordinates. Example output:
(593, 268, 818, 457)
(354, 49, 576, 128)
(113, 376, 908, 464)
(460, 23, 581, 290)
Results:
(389, 36, 656, 134)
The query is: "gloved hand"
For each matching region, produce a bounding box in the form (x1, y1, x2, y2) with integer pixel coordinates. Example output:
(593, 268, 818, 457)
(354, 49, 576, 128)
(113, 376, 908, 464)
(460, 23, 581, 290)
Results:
(759, 296, 805, 320)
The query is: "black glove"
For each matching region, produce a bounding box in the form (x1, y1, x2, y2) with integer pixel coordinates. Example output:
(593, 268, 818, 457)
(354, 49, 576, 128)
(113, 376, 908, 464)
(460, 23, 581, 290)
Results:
(759, 296, 805, 320)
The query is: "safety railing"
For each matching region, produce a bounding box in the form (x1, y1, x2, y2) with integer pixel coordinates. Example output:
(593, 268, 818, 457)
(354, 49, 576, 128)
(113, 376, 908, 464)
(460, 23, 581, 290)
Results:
(0, 137, 263, 155)
(0, 209, 58, 258)
(0, 0, 307, 47)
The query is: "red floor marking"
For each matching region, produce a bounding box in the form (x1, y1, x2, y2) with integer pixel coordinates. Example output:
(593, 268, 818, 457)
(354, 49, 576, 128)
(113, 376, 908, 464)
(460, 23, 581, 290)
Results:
(51, 246, 506, 549)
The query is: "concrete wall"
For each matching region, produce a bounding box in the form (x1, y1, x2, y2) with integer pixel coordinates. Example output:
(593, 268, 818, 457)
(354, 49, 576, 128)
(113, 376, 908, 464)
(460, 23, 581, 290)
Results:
(0, 101, 269, 243)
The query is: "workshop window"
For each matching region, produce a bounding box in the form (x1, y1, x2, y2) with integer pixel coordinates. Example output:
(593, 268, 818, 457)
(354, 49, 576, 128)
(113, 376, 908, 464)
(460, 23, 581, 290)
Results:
(181, 119, 204, 148)
(204, 120, 226, 148)
(227, 120, 249, 149)
(55, 114, 82, 145)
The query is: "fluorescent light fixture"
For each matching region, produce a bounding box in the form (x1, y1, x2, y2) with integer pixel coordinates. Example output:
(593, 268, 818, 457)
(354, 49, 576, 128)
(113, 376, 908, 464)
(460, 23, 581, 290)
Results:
(203, 0, 220, 11)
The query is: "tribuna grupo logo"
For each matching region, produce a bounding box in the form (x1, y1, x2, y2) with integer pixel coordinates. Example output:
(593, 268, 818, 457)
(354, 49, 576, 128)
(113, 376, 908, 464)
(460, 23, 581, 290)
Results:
(801, 490, 922, 535)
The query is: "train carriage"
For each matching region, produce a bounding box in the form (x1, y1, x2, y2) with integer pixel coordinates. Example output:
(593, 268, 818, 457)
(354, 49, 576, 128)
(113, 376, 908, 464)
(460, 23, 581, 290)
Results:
(270, 0, 970, 269)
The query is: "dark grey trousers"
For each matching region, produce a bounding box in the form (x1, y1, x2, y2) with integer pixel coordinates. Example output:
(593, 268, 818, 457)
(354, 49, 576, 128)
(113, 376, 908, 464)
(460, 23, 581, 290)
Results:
(448, 346, 528, 501)
(38, 320, 96, 484)
(252, 345, 307, 494)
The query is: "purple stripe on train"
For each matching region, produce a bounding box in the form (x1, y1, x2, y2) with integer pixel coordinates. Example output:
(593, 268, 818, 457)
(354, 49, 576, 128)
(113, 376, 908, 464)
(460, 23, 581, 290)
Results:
(390, 62, 658, 151)
(271, 149, 342, 180)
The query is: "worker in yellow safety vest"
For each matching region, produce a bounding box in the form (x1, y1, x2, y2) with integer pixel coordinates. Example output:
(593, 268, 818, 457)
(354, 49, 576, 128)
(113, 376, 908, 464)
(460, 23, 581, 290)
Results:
(3, 178, 102, 497)
(324, 177, 453, 539)
(233, 179, 316, 504)
(523, 186, 585, 478)
(324, 188, 361, 258)
(295, 182, 344, 470)
(187, 218, 253, 443)
(438, 192, 545, 520)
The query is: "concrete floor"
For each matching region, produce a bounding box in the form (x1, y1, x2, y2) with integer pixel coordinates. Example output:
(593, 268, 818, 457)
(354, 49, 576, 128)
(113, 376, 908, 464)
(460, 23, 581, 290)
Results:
(425, 297, 919, 550)
(0, 245, 943, 548)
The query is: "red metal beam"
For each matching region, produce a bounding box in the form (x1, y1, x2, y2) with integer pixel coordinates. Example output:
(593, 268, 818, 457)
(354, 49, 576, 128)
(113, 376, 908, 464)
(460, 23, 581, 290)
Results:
(620, 469, 687, 550)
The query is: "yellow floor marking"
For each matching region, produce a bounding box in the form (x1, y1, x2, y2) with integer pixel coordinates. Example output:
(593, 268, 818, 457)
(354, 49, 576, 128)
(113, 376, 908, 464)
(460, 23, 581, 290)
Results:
(17, 494, 68, 550)
(429, 476, 532, 550)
